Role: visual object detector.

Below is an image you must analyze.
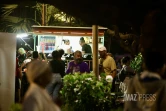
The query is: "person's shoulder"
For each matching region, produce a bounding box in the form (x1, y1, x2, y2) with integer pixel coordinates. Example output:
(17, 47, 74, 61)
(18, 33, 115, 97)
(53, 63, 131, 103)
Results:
(24, 84, 39, 98)
(60, 60, 65, 63)
(106, 55, 114, 60)
(82, 61, 89, 66)
(86, 43, 90, 46)
(82, 44, 86, 47)
(68, 60, 75, 64)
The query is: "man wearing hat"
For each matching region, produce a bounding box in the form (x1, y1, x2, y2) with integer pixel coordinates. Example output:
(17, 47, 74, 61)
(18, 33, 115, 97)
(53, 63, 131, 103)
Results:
(98, 46, 117, 78)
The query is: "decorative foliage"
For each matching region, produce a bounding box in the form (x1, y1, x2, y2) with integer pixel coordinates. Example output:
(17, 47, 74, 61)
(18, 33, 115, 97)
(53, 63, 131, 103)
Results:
(9, 103, 22, 111)
(60, 73, 113, 111)
(130, 53, 143, 73)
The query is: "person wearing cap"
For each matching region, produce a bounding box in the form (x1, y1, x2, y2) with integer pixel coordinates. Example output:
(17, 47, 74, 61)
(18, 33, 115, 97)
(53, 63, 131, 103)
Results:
(79, 37, 92, 55)
(98, 46, 117, 78)
(18, 48, 26, 66)
(20, 51, 33, 101)
(20, 51, 33, 68)
(22, 60, 60, 111)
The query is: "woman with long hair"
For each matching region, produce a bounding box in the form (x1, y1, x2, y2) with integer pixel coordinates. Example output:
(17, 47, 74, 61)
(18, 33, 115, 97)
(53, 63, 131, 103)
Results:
(22, 60, 60, 111)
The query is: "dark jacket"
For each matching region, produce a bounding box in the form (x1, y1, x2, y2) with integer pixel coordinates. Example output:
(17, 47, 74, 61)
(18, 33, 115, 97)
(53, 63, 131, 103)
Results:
(49, 59, 65, 77)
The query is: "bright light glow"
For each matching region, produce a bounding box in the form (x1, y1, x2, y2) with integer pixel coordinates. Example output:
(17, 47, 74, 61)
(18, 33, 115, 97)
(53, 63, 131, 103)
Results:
(16, 33, 28, 38)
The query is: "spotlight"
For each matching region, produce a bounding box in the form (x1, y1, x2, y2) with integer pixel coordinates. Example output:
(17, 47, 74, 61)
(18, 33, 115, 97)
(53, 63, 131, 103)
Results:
(16, 33, 28, 38)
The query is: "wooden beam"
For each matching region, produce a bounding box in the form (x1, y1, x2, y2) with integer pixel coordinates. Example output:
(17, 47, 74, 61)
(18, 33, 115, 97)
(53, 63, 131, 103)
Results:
(92, 25, 99, 80)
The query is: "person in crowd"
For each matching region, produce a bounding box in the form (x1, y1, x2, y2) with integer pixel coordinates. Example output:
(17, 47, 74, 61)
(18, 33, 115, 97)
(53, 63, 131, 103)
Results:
(46, 50, 65, 104)
(99, 46, 117, 92)
(39, 52, 47, 62)
(64, 39, 73, 54)
(124, 50, 166, 111)
(32, 51, 39, 60)
(79, 37, 92, 55)
(116, 59, 122, 70)
(22, 60, 60, 111)
(26, 51, 33, 59)
(118, 56, 135, 93)
(59, 39, 73, 54)
(120, 56, 135, 78)
(15, 57, 21, 103)
(20, 51, 33, 71)
(124, 9, 166, 111)
(17, 48, 26, 66)
(20, 51, 33, 102)
(58, 49, 66, 73)
(58, 49, 65, 60)
(140, 9, 166, 78)
(66, 50, 90, 74)
(99, 46, 117, 78)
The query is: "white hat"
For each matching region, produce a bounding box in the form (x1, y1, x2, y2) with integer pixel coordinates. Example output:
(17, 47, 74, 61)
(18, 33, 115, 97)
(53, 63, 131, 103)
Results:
(98, 46, 107, 51)
(18, 48, 26, 55)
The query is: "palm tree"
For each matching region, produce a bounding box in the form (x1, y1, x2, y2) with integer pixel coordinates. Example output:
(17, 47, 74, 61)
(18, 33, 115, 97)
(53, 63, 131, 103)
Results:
(0, 3, 40, 33)
(0, 2, 88, 33)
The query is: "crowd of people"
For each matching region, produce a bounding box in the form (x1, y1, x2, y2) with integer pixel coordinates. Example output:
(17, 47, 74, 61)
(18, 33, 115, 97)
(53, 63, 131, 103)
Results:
(15, 44, 137, 110)
(15, 44, 166, 111)
(15, 46, 93, 110)
(14, 10, 166, 111)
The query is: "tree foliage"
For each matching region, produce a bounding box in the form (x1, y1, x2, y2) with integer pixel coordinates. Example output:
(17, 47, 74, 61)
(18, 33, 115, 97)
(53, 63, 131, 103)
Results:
(0, 2, 88, 33)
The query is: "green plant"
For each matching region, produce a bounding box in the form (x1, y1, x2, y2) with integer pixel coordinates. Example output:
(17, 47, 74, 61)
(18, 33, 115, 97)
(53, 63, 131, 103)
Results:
(9, 103, 22, 111)
(130, 53, 143, 73)
(60, 73, 113, 111)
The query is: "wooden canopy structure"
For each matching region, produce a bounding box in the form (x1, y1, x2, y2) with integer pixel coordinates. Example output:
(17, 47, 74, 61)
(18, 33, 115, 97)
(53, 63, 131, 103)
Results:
(31, 25, 105, 78)
(32, 26, 107, 36)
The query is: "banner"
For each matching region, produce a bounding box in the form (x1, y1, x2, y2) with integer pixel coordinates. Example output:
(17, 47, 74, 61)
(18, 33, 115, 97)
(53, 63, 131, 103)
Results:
(0, 33, 16, 111)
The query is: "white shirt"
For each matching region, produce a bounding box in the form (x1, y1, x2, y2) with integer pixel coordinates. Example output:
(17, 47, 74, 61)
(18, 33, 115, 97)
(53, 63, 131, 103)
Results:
(59, 45, 72, 53)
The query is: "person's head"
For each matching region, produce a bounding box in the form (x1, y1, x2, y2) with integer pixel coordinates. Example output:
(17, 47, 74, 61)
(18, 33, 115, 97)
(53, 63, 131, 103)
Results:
(32, 51, 39, 59)
(39, 52, 45, 60)
(121, 56, 131, 66)
(65, 39, 70, 45)
(144, 50, 165, 75)
(52, 50, 60, 60)
(18, 48, 26, 55)
(26, 60, 52, 88)
(98, 46, 107, 58)
(59, 49, 64, 58)
(79, 37, 85, 46)
(74, 50, 83, 64)
(140, 9, 166, 64)
(26, 51, 33, 58)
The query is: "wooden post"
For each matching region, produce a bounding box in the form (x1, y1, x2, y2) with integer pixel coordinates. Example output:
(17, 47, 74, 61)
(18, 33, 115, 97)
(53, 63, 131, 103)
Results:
(33, 35, 36, 51)
(92, 25, 99, 80)
(42, 4, 47, 26)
